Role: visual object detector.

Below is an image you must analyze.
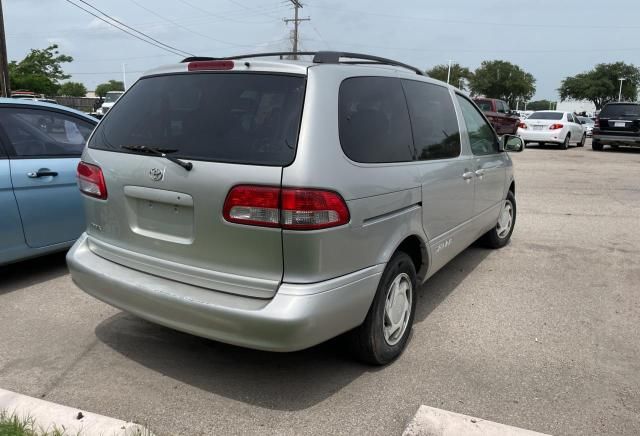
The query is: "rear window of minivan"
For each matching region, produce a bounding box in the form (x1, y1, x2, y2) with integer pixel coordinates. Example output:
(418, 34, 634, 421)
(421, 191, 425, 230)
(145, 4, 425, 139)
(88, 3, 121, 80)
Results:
(600, 104, 640, 118)
(89, 73, 306, 166)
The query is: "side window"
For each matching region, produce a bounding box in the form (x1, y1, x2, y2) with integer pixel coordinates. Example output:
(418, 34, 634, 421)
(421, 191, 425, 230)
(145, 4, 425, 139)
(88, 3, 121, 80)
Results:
(502, 101, 510, 112)
(402, 80, 460, 160)
(497, 101, 506, 113)
(339, 77, 413, 163)
(456, 95, 500, 156)
(0, 108, 94, 157)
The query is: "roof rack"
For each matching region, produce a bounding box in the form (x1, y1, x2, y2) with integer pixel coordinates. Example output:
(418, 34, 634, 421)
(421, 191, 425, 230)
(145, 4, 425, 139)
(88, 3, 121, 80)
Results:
(181, 51, 424, 76)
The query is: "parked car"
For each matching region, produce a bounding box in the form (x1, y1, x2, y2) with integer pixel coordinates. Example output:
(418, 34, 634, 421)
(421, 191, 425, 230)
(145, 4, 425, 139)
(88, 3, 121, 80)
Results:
(578, 116, 594, 137)
(67, 52, 524, 365)
(472, 98, 520, 135)
(592, 102, 640, 151)
(0, 99, 98, 265)
(97, 91, 124, 115)
(517, 110, 586, 149)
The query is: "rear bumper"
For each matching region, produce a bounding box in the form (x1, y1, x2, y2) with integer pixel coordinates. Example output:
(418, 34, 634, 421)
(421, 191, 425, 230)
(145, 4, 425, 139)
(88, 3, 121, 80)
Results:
(518, 129, 563, 143)
(593, 134, 640, 146)
(67, 234, 383, 352)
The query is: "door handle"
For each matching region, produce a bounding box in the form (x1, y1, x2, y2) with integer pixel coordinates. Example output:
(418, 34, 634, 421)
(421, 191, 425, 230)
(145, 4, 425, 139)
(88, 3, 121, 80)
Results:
(27, 170, 58, 178)
(475, 169, 485, 177)
(462, 171, 475, 180)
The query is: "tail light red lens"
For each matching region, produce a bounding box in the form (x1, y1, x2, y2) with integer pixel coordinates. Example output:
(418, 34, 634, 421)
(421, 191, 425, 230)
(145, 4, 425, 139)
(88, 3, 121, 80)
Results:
(223, 185, 280, 228)
(549, 123, 564, 130)
(518, 122, 527, 129)
(77, 162, 107, 200)
(223, 185, 350, 230)
(188, 60, 234, 71)
(281, 188, 350, 230)
(595, 117, 600, 127)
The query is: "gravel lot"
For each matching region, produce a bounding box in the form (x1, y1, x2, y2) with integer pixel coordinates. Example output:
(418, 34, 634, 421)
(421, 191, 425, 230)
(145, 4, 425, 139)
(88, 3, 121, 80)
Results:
(1, 141, 639, 436)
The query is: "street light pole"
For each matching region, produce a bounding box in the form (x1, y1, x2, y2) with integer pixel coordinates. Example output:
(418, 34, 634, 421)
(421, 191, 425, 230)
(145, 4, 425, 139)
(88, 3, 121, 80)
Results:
(0, 0, 10, 97)
(446, 59, 453, 84)
(618, 78, 626, 102)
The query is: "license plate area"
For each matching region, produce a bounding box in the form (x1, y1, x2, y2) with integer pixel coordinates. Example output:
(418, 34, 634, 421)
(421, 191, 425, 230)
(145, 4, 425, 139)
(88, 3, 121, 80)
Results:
(614, 121, 627, 128)
(124, 186, 194, 244)
(533, 125, 544, 130)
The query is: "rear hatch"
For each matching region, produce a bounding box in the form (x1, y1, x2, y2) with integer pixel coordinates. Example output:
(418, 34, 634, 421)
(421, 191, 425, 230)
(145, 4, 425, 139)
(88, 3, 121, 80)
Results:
(82, 68, 306, 298)
(597, 103, 640, 137)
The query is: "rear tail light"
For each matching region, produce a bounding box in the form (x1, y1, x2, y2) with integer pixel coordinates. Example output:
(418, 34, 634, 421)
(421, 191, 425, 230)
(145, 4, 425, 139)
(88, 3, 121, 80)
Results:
(595, 117, 600, 127)
(223, 185, 350, 230)
(188, 60, 234, 71)
(77, 162, 107, 200)
(518, 122, 527, 129)
(549, 123, 564, 130)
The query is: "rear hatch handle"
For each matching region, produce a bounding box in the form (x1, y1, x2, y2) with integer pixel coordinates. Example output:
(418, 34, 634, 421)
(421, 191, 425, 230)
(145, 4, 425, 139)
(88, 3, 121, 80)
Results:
(121, 145, 193, 171)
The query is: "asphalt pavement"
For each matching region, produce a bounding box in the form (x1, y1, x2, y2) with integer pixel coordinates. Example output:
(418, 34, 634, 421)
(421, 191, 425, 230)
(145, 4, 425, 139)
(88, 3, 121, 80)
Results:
(1, 140, 639, 435)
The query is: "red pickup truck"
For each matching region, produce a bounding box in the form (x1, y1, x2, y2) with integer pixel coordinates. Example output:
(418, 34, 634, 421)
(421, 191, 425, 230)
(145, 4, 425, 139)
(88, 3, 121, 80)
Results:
(473, 98, 520, 135)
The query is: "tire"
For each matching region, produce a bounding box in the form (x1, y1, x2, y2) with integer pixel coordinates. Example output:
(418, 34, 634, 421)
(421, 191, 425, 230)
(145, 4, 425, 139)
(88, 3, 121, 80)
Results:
(592, 140, 603, 151)
(578, 134, 586, 147)
(561, 135, 570, 150)
(351, 251, 417, 365)
(479, 191, 516, 249)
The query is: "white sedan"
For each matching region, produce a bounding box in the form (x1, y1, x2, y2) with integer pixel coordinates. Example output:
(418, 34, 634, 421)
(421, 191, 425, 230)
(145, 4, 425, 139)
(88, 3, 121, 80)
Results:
(517, 111, 586, 149)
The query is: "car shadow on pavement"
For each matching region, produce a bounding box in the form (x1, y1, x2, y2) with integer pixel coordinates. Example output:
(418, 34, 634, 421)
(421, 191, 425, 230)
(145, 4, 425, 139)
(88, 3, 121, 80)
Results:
(0, 252, 68, 296)
(94, 246, 492, 411)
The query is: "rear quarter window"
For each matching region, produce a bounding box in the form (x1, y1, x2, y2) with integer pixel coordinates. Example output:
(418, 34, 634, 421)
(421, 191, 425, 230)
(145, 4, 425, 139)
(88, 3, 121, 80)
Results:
(89, 72, 306, 166)
(402, 80, 460, 160)
(338, 76, 414, 163)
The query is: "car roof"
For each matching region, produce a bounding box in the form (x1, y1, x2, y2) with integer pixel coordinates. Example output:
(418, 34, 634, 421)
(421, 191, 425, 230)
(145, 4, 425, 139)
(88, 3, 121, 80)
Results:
(0, 97, 97, 123)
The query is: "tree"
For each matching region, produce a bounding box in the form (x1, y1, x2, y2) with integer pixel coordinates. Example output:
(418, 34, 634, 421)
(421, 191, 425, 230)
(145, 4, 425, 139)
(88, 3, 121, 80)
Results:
(527, 100, 555, 111)
(95, 80, 124, 98)
(559, 62, 640, 110)
(426, 63, 473, 90)
(8, 44, 72, 96)
(469, 60, 536, 108)
(58, 81, 87, 97)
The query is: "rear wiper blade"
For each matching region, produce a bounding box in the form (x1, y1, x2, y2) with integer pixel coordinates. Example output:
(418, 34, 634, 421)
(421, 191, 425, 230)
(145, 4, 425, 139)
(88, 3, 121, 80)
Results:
(121, 145, 193, 171)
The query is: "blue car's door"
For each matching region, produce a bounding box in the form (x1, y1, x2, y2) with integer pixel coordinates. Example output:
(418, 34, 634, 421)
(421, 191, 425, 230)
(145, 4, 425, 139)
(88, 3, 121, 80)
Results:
(0, 105, 96, 248)
(0, 142, 27, 263)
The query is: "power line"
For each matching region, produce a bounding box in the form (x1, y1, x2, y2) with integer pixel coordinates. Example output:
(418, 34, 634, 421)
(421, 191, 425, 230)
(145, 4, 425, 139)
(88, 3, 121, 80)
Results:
(63, 0, 193, 57)
(175, 0, 284, 24)
(308, 4, 640, 30)
(73, 0, 193, 57)
(128, 0, 255, 48)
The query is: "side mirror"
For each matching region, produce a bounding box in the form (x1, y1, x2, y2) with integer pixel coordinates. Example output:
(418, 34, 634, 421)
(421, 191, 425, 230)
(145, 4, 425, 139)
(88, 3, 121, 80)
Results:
(501, 135, 524, 152)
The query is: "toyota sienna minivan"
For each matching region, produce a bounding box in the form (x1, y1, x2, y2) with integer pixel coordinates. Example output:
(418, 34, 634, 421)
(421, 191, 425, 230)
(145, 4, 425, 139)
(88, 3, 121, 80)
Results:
(67, 52, 524, 365)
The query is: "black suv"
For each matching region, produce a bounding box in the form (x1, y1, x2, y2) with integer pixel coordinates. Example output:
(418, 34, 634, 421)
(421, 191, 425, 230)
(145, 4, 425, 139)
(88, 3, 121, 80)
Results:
(592, 102, 640, 150)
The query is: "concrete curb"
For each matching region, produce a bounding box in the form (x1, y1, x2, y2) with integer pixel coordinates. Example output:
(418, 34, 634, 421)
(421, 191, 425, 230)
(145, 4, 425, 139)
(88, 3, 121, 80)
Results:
(0, 388, 150, 435)
(403, 405, 551, 436)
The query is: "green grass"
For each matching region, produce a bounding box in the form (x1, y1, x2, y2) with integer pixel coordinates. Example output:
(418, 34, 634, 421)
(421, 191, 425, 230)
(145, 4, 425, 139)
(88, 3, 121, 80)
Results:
(0, 410, 66, 436)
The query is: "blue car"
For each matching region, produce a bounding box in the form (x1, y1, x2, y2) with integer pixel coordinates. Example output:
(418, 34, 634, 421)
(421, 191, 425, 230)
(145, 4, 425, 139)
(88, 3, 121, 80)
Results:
(0, 98, 98, 265)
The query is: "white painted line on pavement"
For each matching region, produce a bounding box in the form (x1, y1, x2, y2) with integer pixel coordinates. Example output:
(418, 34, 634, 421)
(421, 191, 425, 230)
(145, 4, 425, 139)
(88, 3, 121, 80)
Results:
(403, 405, 551, 436)
(0, 388, 150, 435)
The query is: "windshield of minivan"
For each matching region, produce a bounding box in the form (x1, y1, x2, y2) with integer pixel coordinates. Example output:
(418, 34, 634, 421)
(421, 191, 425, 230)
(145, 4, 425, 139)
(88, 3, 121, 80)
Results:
(528, 112, 563, 120)
(89, 73, 306, 165)
(600, 104, 640, 118)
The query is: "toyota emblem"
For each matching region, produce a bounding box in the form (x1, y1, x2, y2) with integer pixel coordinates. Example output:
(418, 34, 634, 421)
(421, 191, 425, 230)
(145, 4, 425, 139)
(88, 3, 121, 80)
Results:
(149, 168, 164, 181)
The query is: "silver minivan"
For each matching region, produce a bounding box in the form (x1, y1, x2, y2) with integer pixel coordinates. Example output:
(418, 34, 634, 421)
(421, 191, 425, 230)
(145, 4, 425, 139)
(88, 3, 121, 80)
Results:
(67, 52, 524, 365)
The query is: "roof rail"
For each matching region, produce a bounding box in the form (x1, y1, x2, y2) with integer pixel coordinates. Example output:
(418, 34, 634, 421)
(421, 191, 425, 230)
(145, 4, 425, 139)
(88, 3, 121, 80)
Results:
(180, 51, 424, 76)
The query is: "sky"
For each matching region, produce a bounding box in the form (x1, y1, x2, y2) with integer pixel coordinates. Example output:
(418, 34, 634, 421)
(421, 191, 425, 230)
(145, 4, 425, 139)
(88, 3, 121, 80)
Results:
(4, 0, 640, 100)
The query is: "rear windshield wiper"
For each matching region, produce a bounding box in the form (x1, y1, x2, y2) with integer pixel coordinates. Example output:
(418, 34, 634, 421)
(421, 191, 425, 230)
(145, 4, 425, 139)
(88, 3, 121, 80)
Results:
(121, 145, 193, 171)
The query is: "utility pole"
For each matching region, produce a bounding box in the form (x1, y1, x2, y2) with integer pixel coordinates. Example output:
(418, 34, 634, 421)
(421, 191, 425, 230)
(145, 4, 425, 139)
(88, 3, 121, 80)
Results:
(122, 63, 127, 90)
(446, 59, 453, 84)
(0, 0, 10, 97)
(284, 1, 310, 60)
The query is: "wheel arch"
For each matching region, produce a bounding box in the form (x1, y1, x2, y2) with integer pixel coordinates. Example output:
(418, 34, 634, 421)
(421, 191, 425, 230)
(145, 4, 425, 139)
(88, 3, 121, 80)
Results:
(392, 234, 429, 282)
